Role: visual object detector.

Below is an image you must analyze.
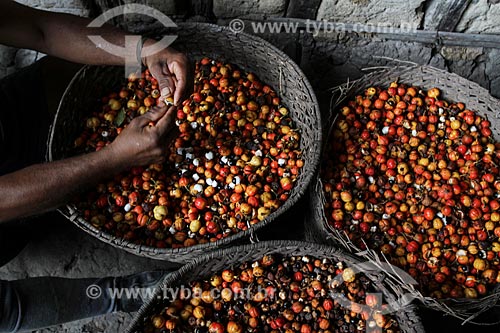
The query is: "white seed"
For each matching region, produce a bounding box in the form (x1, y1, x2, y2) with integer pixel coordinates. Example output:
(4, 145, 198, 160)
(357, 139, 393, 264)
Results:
(193, 184, 203, 193)
(185, 153, 193, 160)
(124, 203, 131, 212)
(193, 158, 201, 166)
(234, 176, 241, 185)
(192, 174, 200, 181)
(470, 126, 477, 132)
(190, 122, 198, 129)
(382, 126, 389, 135)
(255, 150, 263, 157)
(205, 151, 214, 160)
(278, 158, 286, 166)
(206, 178, 213, 186)
(221, 156, 229, 164)
(101, 131, 109, 137)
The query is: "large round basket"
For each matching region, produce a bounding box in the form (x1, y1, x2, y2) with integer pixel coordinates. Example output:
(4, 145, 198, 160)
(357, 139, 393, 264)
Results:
(126, 240, 424, 333)
(47, 22, 321, 263)
(306, 65, 500, 321)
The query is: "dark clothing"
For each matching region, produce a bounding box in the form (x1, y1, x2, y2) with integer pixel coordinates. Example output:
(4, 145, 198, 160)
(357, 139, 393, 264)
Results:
(0, 272, 166, 333)
(0, 282, 20, 333)
(0, 59, 50, 177)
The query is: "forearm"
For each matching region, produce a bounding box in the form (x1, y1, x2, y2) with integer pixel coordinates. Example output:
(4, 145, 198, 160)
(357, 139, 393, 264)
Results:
(0, 147, 125, 223)
(37, 13, 136, 66)
(0, 1, 137, 66)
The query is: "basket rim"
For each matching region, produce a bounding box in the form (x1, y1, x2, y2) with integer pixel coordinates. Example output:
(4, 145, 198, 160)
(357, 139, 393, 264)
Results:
(47, 22, 322, 261)
(126, 239, 424, 333)
(307, 64, 500, 322)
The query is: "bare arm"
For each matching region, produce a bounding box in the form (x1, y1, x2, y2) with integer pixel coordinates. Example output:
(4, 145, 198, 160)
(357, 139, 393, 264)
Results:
(0, 1, 189, 104)
(0, 106, 176, 223)
(0, 146, 124, 221)
(0, 2, 190, 222)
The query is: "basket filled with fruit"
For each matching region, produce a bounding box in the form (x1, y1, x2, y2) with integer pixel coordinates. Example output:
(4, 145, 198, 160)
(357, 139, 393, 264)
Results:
(126, 240, 424, 333)
(306, 65, 500, 320)
(48, 23, 321, 262)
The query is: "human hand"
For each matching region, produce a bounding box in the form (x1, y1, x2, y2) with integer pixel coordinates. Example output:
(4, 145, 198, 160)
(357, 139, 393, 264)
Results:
(106, 105, 177, 168)
(142, 42, 190, 106)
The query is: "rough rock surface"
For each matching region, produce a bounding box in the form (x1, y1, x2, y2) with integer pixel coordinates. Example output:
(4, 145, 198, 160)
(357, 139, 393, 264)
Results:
(456, 0, 500, 33)
(316, 0, 425, 28)
(213, 0, 287, 19)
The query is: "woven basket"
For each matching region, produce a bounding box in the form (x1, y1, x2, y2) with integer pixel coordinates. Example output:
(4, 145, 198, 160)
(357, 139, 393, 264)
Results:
(126, 240, 424, 333)
(305, 65, 500, 322)
(47, 23, 321, 263)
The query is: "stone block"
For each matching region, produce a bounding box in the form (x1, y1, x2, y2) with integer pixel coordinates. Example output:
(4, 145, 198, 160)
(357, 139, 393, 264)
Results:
(14, 49, 40, 69)
(491, 76, 500, 98)
(286, 0, 323, 19)
(486, 49, 500, 80)
(213, 0, 287, 19)
(0, 45, 17, 67)
(456, 0, 500, 33)
(317, 0, 425, 28)
(440, 46, 484, 61)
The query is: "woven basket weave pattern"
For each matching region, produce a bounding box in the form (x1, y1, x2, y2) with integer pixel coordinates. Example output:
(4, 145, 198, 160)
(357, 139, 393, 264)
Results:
(48, 23, 321, 263)
(306, 65, 500, 320)
(125, 240, 424, 333)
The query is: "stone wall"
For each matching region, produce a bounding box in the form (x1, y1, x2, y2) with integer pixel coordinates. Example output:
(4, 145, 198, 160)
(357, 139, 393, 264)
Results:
(1, 0, 499, 100)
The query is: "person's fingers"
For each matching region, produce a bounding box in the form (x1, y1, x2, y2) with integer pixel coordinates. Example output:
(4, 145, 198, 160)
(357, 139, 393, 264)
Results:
(174, 77, 186, 106)
(149, 62, 175, 102)
(169, 59, 188, 105)
(135, 105, 168, 126)
(155, 106, 177, 136)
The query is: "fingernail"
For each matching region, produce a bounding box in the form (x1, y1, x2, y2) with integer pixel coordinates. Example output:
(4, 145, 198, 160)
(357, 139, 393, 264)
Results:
(161, 87, 172, 98)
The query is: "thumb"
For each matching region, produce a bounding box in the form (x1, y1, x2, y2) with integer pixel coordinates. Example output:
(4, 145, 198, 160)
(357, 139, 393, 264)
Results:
(149, 63, 175, 104)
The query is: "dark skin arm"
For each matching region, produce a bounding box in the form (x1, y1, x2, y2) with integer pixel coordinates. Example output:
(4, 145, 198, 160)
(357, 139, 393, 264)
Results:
(0, 105, 176, 222)
(0, 1, 189, 104)
(0, 1, 188, 222)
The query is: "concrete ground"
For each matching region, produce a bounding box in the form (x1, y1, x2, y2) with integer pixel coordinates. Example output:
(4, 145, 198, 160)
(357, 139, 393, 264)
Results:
(0, 214, 180, 333)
